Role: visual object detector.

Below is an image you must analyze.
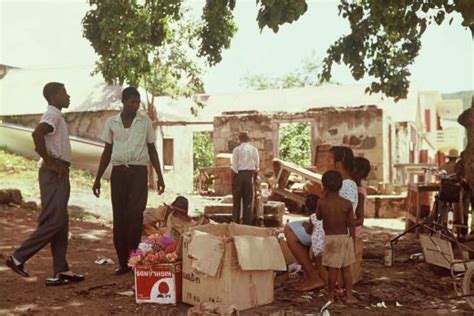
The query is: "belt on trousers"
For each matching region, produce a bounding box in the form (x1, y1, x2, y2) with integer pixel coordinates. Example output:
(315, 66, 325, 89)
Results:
(113, 165, 147, 170)
(238, 170, 256, 173)
(51, 158, 71, 167)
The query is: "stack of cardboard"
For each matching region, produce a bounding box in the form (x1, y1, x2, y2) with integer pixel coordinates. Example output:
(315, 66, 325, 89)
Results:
(182, 223, 286, 311)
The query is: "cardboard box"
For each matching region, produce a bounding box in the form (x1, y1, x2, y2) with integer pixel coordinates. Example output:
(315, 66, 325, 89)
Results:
(134, 262, 182, 304)
(182, 223, 286, 311)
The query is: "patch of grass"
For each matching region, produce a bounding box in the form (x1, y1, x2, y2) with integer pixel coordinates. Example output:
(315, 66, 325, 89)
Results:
(70, 168, 100, 189)
(0, 147, 108, 190)
(0, 148, 38, 172)
(0, 148, 110, 199)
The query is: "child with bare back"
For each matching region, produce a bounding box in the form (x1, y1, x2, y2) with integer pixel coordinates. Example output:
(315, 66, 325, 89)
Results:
(317, 170, 358, 304)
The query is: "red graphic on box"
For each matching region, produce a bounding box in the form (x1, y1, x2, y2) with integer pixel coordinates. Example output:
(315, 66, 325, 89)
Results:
(134, 263, 182, 304)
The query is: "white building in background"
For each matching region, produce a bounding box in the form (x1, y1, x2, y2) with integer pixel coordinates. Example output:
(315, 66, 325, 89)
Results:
(418, 91, 465, 155)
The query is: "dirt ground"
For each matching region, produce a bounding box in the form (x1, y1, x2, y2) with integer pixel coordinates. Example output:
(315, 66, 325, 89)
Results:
(1, 204, 472, 316)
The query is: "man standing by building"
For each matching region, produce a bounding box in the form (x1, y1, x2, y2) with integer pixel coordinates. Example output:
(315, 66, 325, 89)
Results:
(6, 82, 84, 285)
(231, 131, 259, 225)
(441, 149, 459, 175)
(92, 86, 165, 275)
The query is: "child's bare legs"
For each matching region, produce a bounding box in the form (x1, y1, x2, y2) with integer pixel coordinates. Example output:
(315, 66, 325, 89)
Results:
(326, 267, 338, 302)
(315, 255, 328, 285)
(341, 266, 358, 304)
(285, 226, 324, 291)
(335, 270, 345, 297)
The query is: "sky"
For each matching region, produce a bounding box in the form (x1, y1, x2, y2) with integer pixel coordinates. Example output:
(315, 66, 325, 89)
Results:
(0, 0, 473, 95)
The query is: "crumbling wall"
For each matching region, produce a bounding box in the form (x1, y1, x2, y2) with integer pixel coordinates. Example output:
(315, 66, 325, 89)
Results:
(213, 106, 386, 186)
(213, 111, 275, 175)
(311, 106, 384, 184)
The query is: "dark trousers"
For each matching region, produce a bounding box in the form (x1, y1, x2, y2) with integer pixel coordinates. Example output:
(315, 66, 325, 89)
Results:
(111, 165, 148, 268)
(14, 162, 70, 274)
(232, 170, 255, 225)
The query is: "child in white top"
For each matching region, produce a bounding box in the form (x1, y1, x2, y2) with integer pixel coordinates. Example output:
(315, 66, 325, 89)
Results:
(303, 195, 325, 267)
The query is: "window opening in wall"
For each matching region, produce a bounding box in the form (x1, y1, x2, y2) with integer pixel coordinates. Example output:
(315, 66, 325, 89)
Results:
(278, 122, 312, 167)
(192, 132, 214, 174)
(163, 138, 174, 168)
(192, 132, 215, 193)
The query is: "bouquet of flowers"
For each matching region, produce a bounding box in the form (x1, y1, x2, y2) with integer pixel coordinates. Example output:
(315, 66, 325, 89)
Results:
(128, 228, 179, 267)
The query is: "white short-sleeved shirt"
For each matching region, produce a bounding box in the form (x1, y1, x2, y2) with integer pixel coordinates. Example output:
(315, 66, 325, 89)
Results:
(101, 112, 156, 166)
(339, 179, 358, 213)
(40, 105, 71, 162)
(231, 142, 259, 173)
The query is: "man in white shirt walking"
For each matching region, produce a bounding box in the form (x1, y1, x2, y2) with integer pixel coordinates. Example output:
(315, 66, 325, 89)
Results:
(231, 131, 259, 225)
(6, 82, 84, 285)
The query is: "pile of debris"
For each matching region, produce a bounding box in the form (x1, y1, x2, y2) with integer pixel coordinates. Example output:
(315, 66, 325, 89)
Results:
(0, 188, 37, 210)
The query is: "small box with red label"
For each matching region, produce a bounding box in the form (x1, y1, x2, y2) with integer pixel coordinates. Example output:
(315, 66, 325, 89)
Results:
(134, 262, 182, 304)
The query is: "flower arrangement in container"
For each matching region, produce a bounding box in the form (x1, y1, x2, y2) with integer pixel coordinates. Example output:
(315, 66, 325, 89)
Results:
(128, 228, 179, 267)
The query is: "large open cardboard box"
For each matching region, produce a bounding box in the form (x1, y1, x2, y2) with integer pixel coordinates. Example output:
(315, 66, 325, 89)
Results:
(182, 223, 286, 311)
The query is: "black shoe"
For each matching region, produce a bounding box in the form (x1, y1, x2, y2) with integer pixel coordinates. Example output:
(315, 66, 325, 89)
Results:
(5, 256, 29, 278)
(45, 277, 71, 286)
(114, 266, 132, 275)
(57, 272, 85, 283)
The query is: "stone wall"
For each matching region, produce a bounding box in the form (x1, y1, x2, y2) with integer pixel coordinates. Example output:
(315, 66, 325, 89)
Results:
(213, 111, 275, 176)
(310, 107, 384, 184)
(366, 195, 407, 218)
(213, 106, 386, 185)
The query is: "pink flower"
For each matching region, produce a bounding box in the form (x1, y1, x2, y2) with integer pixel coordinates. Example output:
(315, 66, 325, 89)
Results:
(130, 249, 143, 258)
(158, 236, 175, 248)
(166, 253, 178, 262)
(157, 251, 167, 262)
(165, 242, 177, 254)
(128, 255, 142, 267)
(148, 233, 159, 241)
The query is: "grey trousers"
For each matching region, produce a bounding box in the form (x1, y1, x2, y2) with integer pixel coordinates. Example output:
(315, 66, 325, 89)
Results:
(14, 163, 70, 274)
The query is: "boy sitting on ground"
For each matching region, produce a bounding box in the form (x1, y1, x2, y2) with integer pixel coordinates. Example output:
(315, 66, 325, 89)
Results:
(317, 170, 358, 304)
(143, 196, 208, 237)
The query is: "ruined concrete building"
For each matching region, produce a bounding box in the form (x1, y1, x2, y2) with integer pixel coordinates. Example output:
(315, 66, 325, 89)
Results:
(213, 106, 403, 193)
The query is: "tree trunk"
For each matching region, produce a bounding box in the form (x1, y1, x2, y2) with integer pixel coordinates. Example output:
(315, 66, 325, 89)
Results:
(146, 99, 159, 191)
(458, 101, 474, 192)
(457, 24, 474, 193)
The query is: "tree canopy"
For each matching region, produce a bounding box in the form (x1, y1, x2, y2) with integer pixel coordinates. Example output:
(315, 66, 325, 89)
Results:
(82, 0, 237, 100)
(83, 0, 473, 102)
(241, 53, 327, 90)
(256, 0, 473, 101)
